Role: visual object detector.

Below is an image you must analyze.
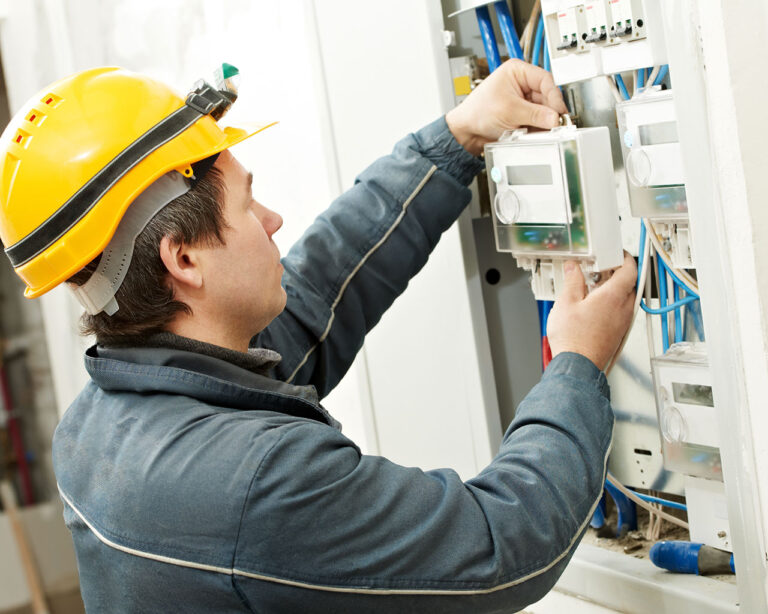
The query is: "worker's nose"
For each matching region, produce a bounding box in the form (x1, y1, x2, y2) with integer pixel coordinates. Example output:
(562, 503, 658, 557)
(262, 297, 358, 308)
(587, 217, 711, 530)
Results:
(261, 206, 283, 238)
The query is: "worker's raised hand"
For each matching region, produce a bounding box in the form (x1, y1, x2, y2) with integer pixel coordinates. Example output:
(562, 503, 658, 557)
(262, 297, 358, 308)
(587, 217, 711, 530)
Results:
(445, 59, 568, 156)
(547, 253, 637, 371)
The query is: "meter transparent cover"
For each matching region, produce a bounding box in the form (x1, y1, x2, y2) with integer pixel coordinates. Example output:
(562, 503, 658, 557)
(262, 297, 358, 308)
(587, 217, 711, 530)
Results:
(485, 131, 589, 259)
(616, 89, 688, 219)
(650, 343, 722, 481)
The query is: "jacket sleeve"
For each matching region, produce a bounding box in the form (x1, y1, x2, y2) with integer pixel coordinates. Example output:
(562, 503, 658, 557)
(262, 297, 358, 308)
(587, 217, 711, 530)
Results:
(233, 352, 614, 613)
(253, 117, 484, 395)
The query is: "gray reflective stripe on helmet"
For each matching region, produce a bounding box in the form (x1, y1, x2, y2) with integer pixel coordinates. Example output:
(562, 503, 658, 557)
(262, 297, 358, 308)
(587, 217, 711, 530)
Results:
(70, 171, 191, 316)
(4, 82, 229, 269)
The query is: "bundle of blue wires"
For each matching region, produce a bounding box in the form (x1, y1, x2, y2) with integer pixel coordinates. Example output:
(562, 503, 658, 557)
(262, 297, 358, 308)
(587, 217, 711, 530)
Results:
(637, 221, 700, 351)
(615, 64, 669, 102)
(475, 8, 553, 77)
(476, 3, 527, 75)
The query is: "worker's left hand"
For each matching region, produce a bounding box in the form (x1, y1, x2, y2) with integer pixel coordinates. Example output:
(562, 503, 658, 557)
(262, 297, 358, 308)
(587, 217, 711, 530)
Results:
(445, 59, 568, 156)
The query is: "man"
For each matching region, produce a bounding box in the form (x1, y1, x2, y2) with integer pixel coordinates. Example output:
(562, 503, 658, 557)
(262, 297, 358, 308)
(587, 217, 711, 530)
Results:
(0, 60, 635, 612)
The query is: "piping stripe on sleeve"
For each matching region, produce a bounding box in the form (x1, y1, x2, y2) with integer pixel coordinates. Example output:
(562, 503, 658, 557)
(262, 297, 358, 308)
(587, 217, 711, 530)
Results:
(56, 432, 611, 596)
(286, 165, 438, 384)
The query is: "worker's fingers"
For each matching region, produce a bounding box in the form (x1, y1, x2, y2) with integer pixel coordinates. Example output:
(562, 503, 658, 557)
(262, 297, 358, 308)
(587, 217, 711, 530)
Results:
(591, 252, 637, 301)
(514, 97, 560, 130)
(509, 60, 568, 114)
(609, 252, 638, 296)
(559, 260, 588, 303)
(545, 80, 569, 115)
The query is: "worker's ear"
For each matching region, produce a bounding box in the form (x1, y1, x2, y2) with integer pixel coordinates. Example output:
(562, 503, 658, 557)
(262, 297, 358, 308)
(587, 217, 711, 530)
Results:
(159, 236, 204, 291)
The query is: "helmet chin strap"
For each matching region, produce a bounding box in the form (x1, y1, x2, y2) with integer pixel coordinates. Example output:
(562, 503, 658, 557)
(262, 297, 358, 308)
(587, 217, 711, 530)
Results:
(70, 171, 191, 316)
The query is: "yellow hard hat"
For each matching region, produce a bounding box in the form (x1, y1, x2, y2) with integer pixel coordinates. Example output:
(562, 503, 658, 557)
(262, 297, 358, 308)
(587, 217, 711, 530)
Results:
(0, 65, 276, 299)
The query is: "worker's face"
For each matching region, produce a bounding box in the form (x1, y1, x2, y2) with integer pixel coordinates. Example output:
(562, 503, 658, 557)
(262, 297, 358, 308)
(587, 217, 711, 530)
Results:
(200, 150, 286, 336)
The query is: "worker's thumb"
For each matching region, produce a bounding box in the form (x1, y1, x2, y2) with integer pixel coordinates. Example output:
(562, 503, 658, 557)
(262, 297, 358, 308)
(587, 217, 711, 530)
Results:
(517, 98, 559, 131)
(560, 260, 587, 302)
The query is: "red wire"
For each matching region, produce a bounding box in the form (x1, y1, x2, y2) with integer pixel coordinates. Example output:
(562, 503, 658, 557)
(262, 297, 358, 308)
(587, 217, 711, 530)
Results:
(542, 336, 553, 371)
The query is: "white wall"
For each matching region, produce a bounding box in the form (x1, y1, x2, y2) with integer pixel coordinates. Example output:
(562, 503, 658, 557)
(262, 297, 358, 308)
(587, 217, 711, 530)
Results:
(313, 0, 502, 478)
(0, 0, 369, 441)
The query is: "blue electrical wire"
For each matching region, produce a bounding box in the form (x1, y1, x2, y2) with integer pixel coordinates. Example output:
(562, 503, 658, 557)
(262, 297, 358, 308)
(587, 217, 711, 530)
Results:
(532, 14, 545, 67)
(615, 73, 630, 100)
(543, 38, 551, 72)
(537, 301, 547, 338)
(653, 64, 669, 86)
(641, 230, 699, 298)
(638, 221, 701, 343)
(476, 5, 502, 73)
(658, 256, 699, 299)
(641, 295, 699, 315)
(604, 479, 638, 536)
(673, 283, 683, 343)
(494, 1, 523, 60)
(657, 256, 669, 351)
(537, 300, 554, 336)
(627, 489, 688, 512)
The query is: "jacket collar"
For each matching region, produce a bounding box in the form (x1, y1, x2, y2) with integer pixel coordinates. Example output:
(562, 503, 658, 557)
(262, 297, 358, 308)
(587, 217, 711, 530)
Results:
(85, 343, 341, 429)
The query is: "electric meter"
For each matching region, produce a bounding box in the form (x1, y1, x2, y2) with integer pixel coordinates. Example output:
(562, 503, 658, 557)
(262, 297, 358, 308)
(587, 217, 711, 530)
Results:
(485, 125, 623, 300)
(616, 88, 687, 218)
(651, 343, 722, 481)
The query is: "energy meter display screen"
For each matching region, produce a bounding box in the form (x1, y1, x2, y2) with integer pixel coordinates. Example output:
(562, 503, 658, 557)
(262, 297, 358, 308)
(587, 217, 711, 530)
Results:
(639, 121, 678, 146)
(506, 164, 554, 185)
(672, 382, 714, 407)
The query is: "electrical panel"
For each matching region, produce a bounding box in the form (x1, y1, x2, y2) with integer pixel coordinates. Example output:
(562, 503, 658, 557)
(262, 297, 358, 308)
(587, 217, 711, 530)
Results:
(542, 0, 667, 85)
(485, 125, 623, 300)
(439, 0, 757, 608)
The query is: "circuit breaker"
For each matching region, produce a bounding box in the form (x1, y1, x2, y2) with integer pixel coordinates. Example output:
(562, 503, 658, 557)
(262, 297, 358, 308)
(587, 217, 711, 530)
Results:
(485, 124, 623, 300)
(542, 0, 667, 84)
(601, 0, 667, 74)
(544, 1, 602, 83)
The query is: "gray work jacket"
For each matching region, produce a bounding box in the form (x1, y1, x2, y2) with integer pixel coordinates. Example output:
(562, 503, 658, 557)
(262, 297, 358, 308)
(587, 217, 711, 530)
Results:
(53, 117, 614, 613)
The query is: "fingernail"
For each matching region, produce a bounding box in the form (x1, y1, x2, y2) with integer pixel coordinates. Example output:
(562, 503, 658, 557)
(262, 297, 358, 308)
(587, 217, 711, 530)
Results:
(564, 261, 576, 273)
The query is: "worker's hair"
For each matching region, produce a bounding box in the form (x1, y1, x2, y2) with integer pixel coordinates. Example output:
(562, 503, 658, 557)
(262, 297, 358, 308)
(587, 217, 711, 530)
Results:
(67, 166, 228, 342)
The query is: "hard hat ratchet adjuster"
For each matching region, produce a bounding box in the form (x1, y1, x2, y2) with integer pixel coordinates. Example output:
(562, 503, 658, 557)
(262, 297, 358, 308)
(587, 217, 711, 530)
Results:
(185, 80, 236, 120)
